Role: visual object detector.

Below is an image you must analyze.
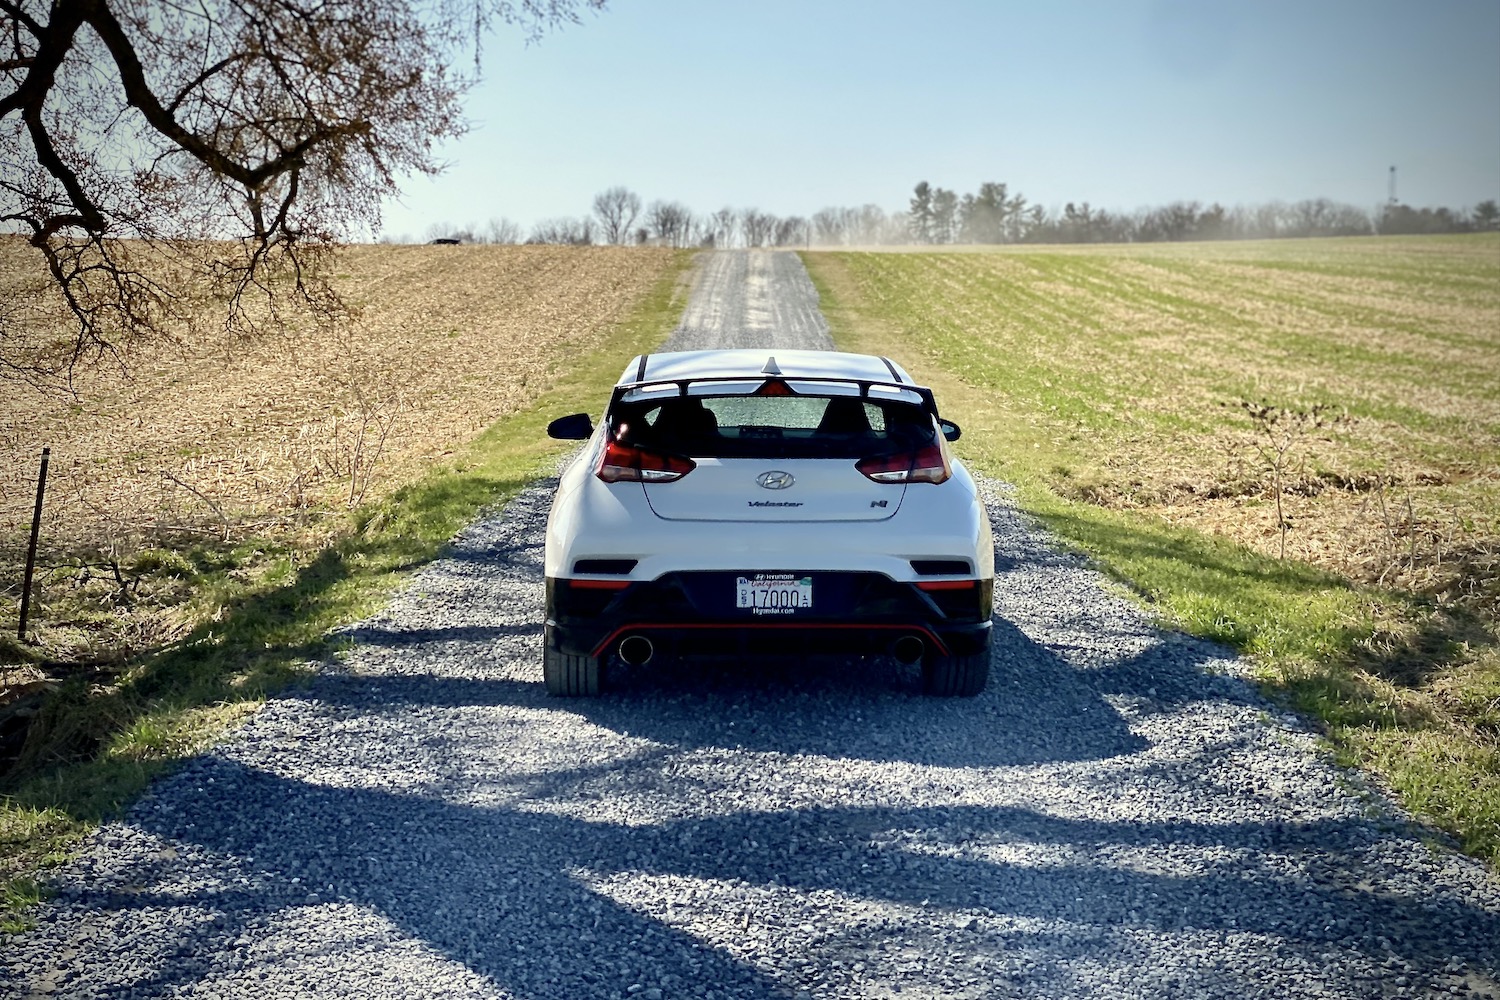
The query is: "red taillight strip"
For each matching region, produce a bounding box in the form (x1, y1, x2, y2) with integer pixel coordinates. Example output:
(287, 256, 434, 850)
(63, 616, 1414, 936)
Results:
(569, 579, 631, 590)
(589, 622, 950, 659)
(854, 442, 951, 485)
(916, 580, 977, 591)
(597, 438, 696, 483)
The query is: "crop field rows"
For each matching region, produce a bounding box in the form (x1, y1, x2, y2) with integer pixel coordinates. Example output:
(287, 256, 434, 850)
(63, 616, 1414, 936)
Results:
(1, 244, 678, 669)
(814, 237, 1499, 606)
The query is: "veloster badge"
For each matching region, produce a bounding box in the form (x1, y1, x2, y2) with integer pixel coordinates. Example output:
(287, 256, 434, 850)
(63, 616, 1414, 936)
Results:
(755, 471, 795, 490)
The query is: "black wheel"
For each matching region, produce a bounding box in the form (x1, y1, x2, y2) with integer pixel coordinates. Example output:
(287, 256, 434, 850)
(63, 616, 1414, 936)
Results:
(921, 649, 989, 697)
(543, 627, 601, 696)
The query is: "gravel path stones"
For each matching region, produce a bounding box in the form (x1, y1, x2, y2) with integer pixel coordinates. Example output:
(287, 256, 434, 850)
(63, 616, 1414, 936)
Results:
(660, 250, 833, 352)
(4, 251, 1498, 999)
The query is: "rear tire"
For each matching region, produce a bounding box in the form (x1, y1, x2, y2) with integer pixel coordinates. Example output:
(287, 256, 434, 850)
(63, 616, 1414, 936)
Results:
(921, 649, 989, 697)
(543, 628, 601, 697)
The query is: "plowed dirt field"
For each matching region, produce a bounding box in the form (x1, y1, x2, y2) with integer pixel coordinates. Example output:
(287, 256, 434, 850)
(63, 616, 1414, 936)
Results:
(1, 243, 677, 565)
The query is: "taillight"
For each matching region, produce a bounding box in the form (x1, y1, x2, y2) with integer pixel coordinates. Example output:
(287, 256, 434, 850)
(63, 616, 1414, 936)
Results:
(856, 443, 951, 484)
(597, 439, 696, 483)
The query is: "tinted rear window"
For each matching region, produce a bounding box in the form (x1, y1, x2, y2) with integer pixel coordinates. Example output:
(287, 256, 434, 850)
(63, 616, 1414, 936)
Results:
(611, 394, 936, 459)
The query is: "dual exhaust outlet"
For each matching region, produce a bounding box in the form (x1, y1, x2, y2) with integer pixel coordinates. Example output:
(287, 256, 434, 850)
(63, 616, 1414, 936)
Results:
(617, 634, 655, 666)
(890, 634, 925, 665)
(615, 633, 926, 666)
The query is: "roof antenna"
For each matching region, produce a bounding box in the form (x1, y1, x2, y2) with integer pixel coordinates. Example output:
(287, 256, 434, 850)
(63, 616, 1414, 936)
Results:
(762, 356, 782, 375)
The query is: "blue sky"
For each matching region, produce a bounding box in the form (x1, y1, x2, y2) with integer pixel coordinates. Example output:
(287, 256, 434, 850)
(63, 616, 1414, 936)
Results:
(378, 0, 1500, 240)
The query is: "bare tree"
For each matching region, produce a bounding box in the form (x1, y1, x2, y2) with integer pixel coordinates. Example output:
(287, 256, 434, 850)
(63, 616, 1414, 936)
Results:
(485, 217, 522, 244)
(795, 204, 899, 246)
(646, 200, 693, 247)
(773, 215, 807, 247)
(1137, 201, 1203, 242)
(1221, 200, 1285, 240)
(812, 208, 846, 246)
(1288, 198, 1370, 237)
(740, 208, 776, 248)
(689, 215, 719, 248)
(852, 205, 893, 245)
(710, 207, 738, 248)
(527, 216, 595, 245)
(591, 186, 641, 245)
(1, 0, 606, 381)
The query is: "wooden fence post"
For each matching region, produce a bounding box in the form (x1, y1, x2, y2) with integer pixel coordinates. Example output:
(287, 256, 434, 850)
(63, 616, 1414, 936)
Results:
(18, 446, 50, 641)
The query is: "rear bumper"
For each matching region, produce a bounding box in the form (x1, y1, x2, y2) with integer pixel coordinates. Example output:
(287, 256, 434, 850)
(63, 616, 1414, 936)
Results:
(546, 571, 993, 660)
(544, 469, 995, 582)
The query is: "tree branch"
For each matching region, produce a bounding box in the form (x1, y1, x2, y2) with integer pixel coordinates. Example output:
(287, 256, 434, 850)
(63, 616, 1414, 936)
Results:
(167, 52, 249, 114)
(79, 0, 260, 188)
(21, 104, 108, 236)
(82, 0, 373, 195)
(0, 0, 45, 38)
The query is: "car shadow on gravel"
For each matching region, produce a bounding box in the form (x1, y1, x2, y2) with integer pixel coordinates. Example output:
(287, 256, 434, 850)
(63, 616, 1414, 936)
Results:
(575, 619, 1154, 769)
(306, 615, 1156, 769)
(73, 756, 1500, 999)
(304, 616, 1285, 778)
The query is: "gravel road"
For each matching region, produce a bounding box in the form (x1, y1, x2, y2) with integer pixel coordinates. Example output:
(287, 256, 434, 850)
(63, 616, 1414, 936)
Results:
(5, 251, 1498, 999)
(659, 251, 833, 352)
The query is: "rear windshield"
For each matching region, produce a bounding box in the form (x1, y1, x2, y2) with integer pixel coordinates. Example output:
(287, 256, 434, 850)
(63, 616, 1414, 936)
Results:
(611, 393, 937, 459)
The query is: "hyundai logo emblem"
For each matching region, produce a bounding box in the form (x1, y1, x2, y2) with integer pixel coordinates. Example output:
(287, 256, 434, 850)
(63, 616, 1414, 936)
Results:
(756, 471, 795, 490)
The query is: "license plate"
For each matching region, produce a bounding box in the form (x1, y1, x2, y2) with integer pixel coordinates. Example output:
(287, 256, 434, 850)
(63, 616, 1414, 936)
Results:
(735, 574, 813, 615)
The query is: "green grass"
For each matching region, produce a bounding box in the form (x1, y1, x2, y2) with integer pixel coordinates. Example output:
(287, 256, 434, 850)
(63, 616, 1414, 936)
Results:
(0, 251, 693, 927)
(804, 236, 1500, 866)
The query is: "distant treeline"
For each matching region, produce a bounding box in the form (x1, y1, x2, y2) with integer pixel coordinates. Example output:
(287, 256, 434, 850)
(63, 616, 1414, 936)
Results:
(388, 182, 1499, 248)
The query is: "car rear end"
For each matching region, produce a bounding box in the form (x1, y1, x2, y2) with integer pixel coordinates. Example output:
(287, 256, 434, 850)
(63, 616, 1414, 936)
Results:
(543, 351, 994, 695)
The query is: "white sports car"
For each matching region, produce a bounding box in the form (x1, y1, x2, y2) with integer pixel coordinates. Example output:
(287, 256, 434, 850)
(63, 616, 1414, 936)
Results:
(542, 349, 994, 696)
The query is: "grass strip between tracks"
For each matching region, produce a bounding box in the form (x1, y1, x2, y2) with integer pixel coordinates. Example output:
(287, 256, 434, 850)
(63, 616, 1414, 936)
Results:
(803, 243, 1499, 870)
(0, 252, 694, 932)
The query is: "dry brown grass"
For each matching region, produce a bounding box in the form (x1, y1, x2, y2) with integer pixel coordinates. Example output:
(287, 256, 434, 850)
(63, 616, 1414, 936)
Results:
(0, 242, 678, 667)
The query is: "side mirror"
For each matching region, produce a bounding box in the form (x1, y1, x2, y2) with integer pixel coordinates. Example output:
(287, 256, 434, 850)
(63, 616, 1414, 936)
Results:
(547, 413, 595, 440)
(938, 418, 961, 442)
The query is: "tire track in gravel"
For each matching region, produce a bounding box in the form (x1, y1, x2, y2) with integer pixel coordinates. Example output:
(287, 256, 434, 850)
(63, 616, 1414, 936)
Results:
(6, 251, 1499, 1000)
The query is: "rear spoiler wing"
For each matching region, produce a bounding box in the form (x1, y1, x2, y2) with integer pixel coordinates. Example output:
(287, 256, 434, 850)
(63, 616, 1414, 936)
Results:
(608, 376, 941, 417)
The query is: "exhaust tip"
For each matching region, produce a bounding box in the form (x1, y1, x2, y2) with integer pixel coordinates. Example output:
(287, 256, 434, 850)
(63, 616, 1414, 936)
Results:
(618, 635, 654, 666)
(892, 635, 925, 666)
